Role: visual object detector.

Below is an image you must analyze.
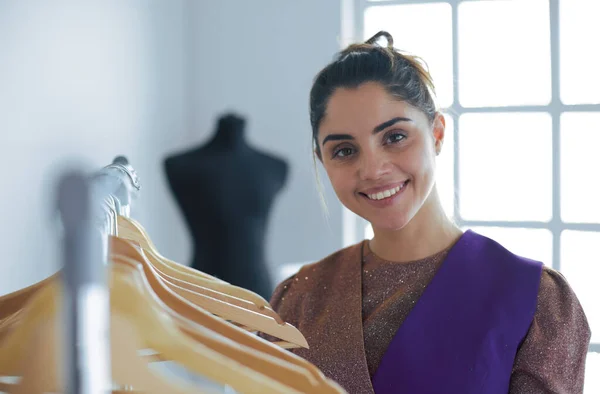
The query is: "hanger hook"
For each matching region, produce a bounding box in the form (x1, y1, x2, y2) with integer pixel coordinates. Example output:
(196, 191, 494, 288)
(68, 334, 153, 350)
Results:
(103, 156, 141, 192)
(102, 196, 118, 237)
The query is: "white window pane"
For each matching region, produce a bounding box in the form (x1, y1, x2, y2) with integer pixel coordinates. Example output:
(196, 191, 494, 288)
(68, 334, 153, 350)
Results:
(561, 113, 600, 223)
(459, 113, 553, 221)
(585, 352, 600, 394)
(458, 0, 551, 107)
(465, 227, 553, 265)
(364, 3, 453, 108)
(561, 230, 600, 343)
(560, 0, 600, 105)
(365, 223, 374, 240)
(436, 114, 454, 218)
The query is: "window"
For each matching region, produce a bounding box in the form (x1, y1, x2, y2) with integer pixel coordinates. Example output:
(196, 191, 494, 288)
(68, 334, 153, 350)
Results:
(354, 0, 600, 391)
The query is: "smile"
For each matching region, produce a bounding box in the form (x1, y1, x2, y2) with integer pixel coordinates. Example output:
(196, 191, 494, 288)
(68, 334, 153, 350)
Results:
(367, 186, 401, 200)
(361, 181, 409, 202)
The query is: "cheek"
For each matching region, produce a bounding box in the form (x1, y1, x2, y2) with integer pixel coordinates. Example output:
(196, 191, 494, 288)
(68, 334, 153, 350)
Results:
(416, 151, 437, 191)
(325, 166, 355, 196)
(400, 143, 436, 185)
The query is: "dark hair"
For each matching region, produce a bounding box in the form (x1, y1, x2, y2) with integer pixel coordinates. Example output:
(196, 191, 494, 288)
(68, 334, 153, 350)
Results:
(309, 31, 438, 158)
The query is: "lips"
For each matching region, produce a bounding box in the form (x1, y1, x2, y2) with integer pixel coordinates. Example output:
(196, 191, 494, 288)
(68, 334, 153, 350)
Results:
(358, 180, 410, 206)
(367, 185, 398, 200)
(360, 181, 409, 200)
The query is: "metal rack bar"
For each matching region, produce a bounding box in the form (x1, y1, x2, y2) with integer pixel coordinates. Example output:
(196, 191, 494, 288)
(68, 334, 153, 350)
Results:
(57, 156, 141, 394)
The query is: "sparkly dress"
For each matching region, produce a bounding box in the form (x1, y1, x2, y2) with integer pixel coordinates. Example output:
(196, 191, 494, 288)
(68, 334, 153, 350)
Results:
(267, 238, 591, 393)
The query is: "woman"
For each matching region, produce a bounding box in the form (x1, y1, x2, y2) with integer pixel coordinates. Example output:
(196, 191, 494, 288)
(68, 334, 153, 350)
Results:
(267, 31, 591, 393)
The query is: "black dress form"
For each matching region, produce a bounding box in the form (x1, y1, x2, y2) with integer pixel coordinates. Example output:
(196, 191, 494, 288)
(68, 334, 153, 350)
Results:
(164, 114, 288, 299)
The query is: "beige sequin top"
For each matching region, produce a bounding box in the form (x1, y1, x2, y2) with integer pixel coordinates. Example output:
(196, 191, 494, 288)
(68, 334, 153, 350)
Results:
(266, 239, 591, 394)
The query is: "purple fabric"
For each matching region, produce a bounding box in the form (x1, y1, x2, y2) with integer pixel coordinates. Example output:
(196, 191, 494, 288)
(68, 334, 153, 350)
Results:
(371, 230, 543, 394)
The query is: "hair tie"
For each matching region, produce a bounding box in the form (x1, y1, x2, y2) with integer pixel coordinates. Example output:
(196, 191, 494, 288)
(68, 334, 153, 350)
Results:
(365, 31, 394, 49)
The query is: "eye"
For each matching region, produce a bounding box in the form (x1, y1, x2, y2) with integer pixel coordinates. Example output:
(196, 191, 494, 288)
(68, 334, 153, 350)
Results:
(332, 146, 356, 159)
(384, 131, 406, 145)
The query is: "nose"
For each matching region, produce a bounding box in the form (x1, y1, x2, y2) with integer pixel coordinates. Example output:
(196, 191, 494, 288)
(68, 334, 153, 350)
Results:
(358, 150, 392, 181)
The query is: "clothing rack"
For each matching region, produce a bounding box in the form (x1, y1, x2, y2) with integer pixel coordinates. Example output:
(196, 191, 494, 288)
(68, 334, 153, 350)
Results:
(56, 156, 141, 394)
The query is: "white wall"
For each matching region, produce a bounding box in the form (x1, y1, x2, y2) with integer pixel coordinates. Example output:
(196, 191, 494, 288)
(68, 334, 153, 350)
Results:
(187, 0, 344, 277)
(0, 0, 190, 295)
(0, 0, 344, 295)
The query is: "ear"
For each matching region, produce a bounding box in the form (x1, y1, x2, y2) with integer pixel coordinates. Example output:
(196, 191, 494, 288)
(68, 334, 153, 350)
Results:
(432, 112, 446, 156)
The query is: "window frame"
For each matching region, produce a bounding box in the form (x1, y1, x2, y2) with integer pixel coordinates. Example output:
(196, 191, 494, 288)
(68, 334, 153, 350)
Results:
(344, 0, 600, 354)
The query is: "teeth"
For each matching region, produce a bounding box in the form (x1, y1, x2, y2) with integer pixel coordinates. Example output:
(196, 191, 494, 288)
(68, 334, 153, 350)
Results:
(367, 183, 405, 200)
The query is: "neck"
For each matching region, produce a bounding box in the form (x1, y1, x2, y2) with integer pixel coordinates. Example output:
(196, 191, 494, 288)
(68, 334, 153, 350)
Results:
(369, 187, 463, 262)
(209, 116, 247, 149)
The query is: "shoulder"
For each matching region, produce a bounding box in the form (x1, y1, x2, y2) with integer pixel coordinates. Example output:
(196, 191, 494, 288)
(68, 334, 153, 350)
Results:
(268, 242, 364, 311)
(470, 232, 589, 335)
(463, 232, 544, 298)
(539, 265, 572, 293)
(277, 241, 363, 289)
(249, 147, 288, 173)
(467, 231, 544, 277)
(163, 154, 184, 182)
(266, 153, 288, 173)
(257, 151, 289, 182)
(511, 265, 591, 391)
(163, 147, 204, 172)
(536, 266, 590, 333)
(296, 241, 365, 284)
(163, 153, 180, 173)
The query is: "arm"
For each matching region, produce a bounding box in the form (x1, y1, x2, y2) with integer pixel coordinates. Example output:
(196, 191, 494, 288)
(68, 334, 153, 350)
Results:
(510, 267, 591, 393)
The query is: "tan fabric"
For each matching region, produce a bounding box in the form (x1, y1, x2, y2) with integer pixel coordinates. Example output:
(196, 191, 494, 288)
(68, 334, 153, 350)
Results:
(268, 242, 373, 393)
(267, 239, 591, 394)
(361, 241, 449, 377)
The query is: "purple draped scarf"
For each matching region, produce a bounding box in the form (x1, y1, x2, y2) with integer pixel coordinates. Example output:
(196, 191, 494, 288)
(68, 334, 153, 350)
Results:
(371, 230, 543, 393)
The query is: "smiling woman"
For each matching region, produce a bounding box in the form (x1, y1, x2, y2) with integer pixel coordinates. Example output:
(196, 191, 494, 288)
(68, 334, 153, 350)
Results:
(262, 31, 591, 394)
(316, 82, 445, 240)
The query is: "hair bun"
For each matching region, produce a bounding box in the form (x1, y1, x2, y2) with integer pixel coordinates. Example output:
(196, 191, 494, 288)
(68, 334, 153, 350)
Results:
(365, 31, 394, 49)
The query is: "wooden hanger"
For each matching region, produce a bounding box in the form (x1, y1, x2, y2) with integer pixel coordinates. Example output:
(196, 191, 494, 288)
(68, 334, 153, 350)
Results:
(116, 214, 291, 328)
(0, 271, 58, 320)
(115, 212, 287, 326)
(0, 279, 199, 393)
(141, 244, 287, 326)
(117, 215, 275, 308)
(117, 215, 224, 282)
(111, 260, 304, 393)
(0, 255, 345, 394)
(0, 272, 60, 346)
(0, 269, 337, 393)
(110, 237, 307, 348)
(109, 237, 345, 392)
(113, 254, 337, 393)
(0, 239, 341, 391)
(0, 242, 328, 382)
(0, 218, 288, 336)
(0, 264, 301, 393)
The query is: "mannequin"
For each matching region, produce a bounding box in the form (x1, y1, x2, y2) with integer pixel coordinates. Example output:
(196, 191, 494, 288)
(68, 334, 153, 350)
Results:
(164, 113, 288, 299)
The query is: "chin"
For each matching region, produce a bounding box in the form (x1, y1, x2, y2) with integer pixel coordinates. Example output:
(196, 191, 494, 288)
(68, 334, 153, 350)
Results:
(367, 212, 412, 233)
(372, 220, 409, 232)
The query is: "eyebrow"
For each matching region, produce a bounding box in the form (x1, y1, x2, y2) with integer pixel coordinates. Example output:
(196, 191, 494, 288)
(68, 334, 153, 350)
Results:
(321, 116, 413, 146)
